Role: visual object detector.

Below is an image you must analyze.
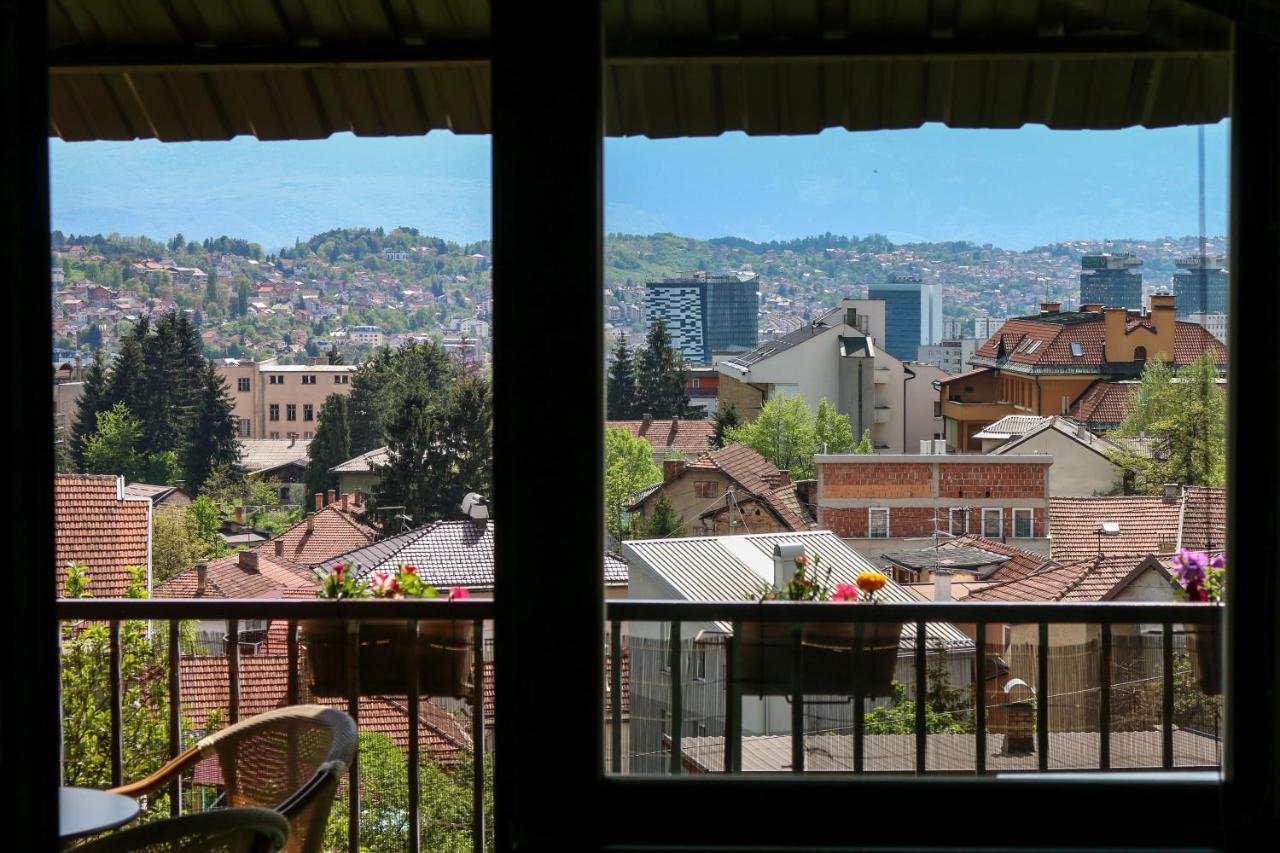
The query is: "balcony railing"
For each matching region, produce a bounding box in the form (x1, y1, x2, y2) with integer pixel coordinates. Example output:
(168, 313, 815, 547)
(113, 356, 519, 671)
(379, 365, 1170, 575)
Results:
(56, 599, 1221, 848)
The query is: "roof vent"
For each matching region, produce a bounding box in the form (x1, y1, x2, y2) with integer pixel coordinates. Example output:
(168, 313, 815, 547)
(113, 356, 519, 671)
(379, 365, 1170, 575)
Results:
(771, 542, 806, 592)
(238, 550, 260, 573)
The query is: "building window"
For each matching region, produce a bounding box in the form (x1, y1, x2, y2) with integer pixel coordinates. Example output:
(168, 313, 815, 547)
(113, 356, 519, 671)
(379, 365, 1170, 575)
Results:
(1134, 346, 1147, 362)
(692, 641, 708, 682)
(303, 404, 314, 421)
(335, 375, 349, 385)
(982, 508, 1003, 539)
(949, 508, 968, 536)
(269, 404, 280, 421)
(269, 374, 283, 385)
(286, 404, 297, 421)
(303, 431, 313, 439)
(302, 375, 317, 385)
(269, 431, 280, 440)
(238, 418, 251, 437)
(237, 377, 250, 392)
(933, 401, 942, 418)
(694, 480, 718, 499)
(1012, 508, 1034, 538)
(868, 508, 889, 539)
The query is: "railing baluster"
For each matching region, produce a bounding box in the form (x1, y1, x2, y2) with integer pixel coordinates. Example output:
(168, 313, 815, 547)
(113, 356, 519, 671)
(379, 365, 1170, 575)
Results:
(722, 632, 734, 774)
(915, 619, 927, 775)
(227, 618, 240, 725)
(472, 619, 485, 853)
(287, 619, 299, 707)
(974, 622, 986, 776)
(346, 620, 360, 853)
(1037, 621, 1049, 772)
(610, 620, 622, 774)
(168, 619, 181, 816)
(1100, 622, 1112, 771)
(728, 624, 742, 773)
(109, 619, 122, 788)
(853, 620, 865, 774)
(407, 619, 420, 853)
(668, 621, 682, 776)
(1162, 621, 1174, 769)
(791, 624, 804, 773)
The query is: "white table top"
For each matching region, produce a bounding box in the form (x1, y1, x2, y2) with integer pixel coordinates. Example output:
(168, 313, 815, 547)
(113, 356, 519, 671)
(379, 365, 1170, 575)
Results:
(59, 787, 139, 840)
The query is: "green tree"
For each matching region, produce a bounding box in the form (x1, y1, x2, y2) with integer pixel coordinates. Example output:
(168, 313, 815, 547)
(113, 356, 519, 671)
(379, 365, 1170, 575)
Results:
(635, 321, 688, 418)
(305, 394, 352, 499)
(205, 267, 219, 305)
(326, 344, 344, 365)
(854, 428, 874, 454)
(181, 361, 240, 492)
(709, 400, 740, 449)
(638, 492, 684, 539)
(83, 403, 143, 480)
(236, 276, 251, 317)
(607, 335, 639, 419)
(605, 427, 662, 541)
(725, 395, 817, 479)
(813, 398, 855, 455)
(349, 342, 455, 457)
(151, 508, 202, 584)
(186, 495, 229, 559)
(70, 348, 111, 470)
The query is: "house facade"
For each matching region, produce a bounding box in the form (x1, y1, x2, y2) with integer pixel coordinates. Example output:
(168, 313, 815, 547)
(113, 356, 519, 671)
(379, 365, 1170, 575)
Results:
(215, 357, 356, 440)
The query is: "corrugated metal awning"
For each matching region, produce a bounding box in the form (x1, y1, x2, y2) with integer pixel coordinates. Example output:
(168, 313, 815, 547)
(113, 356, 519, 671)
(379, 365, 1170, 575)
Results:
(48, 0, 1235, 142)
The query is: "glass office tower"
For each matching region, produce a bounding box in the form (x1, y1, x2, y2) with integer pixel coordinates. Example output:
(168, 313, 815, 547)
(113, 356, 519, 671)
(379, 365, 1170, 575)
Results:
(645, 273, 758, 365)
(867, 277, 942, 362)
(1079, 253, 1143, 309)
(1173, 255, 1228, 316)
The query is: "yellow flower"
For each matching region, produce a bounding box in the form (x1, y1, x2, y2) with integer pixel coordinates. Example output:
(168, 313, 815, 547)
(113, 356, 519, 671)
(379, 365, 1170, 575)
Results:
(855, 571, 887, 594)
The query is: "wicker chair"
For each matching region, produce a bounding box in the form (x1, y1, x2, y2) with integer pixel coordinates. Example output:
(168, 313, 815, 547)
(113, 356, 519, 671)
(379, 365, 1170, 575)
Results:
(110, 705, 355, 853)
(76, 807, 289, 852)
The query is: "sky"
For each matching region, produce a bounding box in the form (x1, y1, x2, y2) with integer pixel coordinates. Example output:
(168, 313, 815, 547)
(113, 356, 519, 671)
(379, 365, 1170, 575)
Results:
(50, 121, 1229, 252)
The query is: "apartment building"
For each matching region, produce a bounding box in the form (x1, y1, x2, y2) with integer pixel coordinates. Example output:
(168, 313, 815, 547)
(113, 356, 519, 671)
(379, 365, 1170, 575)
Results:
(346, 325, 385, 346)
(214, 357, 356, 439)
(814, 451, 1054, 560)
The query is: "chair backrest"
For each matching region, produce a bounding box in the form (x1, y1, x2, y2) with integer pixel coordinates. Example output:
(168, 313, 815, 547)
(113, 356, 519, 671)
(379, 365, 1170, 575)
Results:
(277, 760, 345, 853)
(198, 705, 356, 845)
(76, 807, 289, 853)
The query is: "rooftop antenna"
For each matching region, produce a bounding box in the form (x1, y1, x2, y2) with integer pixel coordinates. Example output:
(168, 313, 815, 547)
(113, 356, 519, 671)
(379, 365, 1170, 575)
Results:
(1198, 123, 1208, 314)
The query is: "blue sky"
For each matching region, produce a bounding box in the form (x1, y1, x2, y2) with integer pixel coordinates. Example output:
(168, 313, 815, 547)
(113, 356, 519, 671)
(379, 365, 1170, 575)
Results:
(51, 121, 1228, 251)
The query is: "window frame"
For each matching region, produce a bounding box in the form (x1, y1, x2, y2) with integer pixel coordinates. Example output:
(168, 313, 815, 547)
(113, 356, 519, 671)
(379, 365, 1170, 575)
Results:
(1012, 507, 1034, 538)
(868, 507, 890, 539)
(237, 377, 250, 392)
(981, 507, 1003, 539)
(949, 507, 968, 537)
(286, 404, 297, 421)
(268, 404, 280, 422)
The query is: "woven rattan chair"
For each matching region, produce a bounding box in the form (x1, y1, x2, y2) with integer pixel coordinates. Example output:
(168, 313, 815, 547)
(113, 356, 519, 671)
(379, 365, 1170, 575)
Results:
(75, 807, 289, 852)
(110, 705, 355, 853)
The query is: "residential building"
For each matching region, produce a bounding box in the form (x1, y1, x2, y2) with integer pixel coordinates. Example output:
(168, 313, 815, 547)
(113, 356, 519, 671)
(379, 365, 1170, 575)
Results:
(684, 366, 719, 416)
(814, 452, 1054, 560)
(716, 299, 946, 452)
(346, 324, 385, 346)
(1173, 255, 1228, 317)
(237, 436, 312, 502)
(644, 272, 759, 366)
(628, 444, 815, 538)
(54, 474, 152, 597)
(214, 357, 356, 440)
(888, 534, 1054, 589)
(973, 315, 1008, 343)
(978, 416, 1127, 496)
(867, 276, 943, 360)
(917, 338, 977, 374)
(330, 446, 389, 498)
(1047, 486, 1225, 565)
(939, 295, 1227, 451)
(123, 482, 193, 510)
(606, 416, 716, 464)
(942, 317, 967, 339)
(1079, 252, 1143, 309)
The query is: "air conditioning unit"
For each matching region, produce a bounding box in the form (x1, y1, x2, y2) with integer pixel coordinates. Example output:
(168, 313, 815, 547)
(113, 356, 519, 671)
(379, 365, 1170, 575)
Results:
(919, 439, 933, 455)
(933, 439, 947, 455)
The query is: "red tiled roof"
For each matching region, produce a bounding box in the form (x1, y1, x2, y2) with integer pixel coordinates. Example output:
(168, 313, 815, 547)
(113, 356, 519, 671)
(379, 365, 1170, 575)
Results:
(269, 504, 376, 567)
(967, 554, 1172, 603)
(687, 444, 812, 531)
(606, 419, 716, 456)
(1070, 381, 1137, 427)
(965, 562, 1089, 602)
(154, 551, 317, 600)
(1179, 486, 1227, 551)
(55, 474, 150, 597)
(974, 315, 1226, 370)
(1173, 323, 1229, 364)
(1048, 496, 1183, 564)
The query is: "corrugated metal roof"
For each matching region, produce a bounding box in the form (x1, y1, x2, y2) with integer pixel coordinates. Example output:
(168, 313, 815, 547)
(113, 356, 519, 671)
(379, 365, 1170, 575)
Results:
(48, 1, 1232, 142)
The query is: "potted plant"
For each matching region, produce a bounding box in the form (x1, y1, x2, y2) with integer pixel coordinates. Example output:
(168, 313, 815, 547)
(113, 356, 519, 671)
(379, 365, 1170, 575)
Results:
(302, 563, 474, 698)
(736, 554, 902, 698)
(1169, 549, 1224, 695)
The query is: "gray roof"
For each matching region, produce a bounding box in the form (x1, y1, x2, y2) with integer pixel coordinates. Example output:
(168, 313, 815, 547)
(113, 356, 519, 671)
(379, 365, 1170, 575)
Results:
(330, 446, 390, 474)
(622, 530, 971, 649)
(972, 415, 1048, 440)
(721, 307, 843, 371)
(237, 438, 311, 473)
(988, 416, 1123, 458)
(880, 546, 1010, 575)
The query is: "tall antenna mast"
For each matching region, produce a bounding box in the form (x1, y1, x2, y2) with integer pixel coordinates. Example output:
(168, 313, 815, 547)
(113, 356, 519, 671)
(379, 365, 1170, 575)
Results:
(1198, 124, 1208, 314)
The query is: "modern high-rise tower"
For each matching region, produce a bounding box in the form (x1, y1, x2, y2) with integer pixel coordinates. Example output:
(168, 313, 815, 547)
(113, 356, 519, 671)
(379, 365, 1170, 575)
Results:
(1079, 253, 1143, 309)
(644, 273, 759, 366)
(1173, 255, 1228, 317)
(867, 275, 943, 362)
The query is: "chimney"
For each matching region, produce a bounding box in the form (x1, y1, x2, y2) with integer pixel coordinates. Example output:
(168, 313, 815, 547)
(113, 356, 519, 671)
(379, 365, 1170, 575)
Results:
(641, 412, 653, 431)
(920, 439, 933, 455)
(1164, 483, 1180, 501)
(315, 492, 324, 511)
(934, 571, 952, 602)
(235, 505, 244, 525)
(238, 550, 260, 573)
(354, 491, 362, 507)
(663, 459, 686, 483)
(327, 489, 336, 506)
(306, 513, 315, 532)
(341, 493, 349, 511)
(774, 469, 791, 487)
(772, 542, 805, 591)
(196, 561, 208, 596)
(274, 538, 284, 557)
(1040, 302, 1061, 314)
(1081, 303, 1104, 313)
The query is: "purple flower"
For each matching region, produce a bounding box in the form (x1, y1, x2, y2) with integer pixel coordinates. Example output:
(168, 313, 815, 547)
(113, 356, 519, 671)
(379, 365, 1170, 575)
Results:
(1210, 554, 1225, 569)
(1173, 548, 1208, 586)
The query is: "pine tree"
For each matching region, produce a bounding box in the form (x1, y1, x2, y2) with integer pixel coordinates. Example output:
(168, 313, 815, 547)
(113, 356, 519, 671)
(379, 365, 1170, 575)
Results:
(106, 320, 148, 412)
(635, 320, 689, 418)
(369, 390, 453, 530)
(236, 278, 250, 317)
(181, 362, 241, 492)
(710, 401, 740, 449)
(607, 335, 639, 419)
(444, 373, 493, 509)
(639, 493, 685, 539)
(305, 394, 352, 499)
(70, 348, 110, 471)
(205, 267, 219, 305)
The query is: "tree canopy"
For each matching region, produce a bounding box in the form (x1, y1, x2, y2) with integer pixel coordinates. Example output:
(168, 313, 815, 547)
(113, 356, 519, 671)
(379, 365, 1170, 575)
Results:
(724, 396, 854, 479)
(605, 428, 662, 542)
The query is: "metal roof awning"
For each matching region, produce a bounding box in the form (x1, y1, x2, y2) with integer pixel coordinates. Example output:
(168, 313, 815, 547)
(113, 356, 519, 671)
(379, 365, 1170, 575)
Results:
(881, 545, 1011, 577)
(47, 0, 1237, 142)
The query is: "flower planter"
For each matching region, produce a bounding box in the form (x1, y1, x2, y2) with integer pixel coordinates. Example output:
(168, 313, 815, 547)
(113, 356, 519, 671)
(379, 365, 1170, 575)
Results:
(735, 621, 902, 698)
(1188, 622, 1221, 696)
(301, 618, 473, 698)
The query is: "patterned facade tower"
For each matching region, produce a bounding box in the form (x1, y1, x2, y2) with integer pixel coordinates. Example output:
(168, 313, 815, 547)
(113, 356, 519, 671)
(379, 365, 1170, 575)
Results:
(644, 273, 758, 365)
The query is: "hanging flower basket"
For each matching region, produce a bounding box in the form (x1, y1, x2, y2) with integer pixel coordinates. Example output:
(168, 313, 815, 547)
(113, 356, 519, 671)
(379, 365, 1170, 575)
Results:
(735, 620, 902, 698)
(301, 617, 473, 698)
(1187, 622, 1221, 696)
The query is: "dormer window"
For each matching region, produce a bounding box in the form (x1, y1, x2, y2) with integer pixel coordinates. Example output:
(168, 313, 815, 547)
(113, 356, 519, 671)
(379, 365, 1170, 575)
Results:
(1026, 340, 1042, 354)
(1071, 341, 1084, 357)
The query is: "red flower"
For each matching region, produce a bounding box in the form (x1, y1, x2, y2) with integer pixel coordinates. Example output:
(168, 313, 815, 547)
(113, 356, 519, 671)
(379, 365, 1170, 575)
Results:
(833, 583, 859, 602)
(402, 565, 418, 574)
(448, 587, 471, 600)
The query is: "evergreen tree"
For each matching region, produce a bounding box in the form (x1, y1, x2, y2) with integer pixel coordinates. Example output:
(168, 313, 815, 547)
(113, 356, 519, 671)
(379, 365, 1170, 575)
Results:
(639, 493, 685, 539)
(443, 373, 493, 508)
(305, 394, 352, 500)
(635, 320, 688, 418)
(710, 400, 740, 449)
(369, 389, 453, 530)
(205, 267, 219, 305)
(348, 342, 455, 456)
(236, 277, 250, 316)
(854, 428, 874, 454)
(70, 348, 110, 470)
(326, 344, 344, 365)
(181, 361, 240, 492)
(607, 335, 639, 419)
(106, 319, 147, 412)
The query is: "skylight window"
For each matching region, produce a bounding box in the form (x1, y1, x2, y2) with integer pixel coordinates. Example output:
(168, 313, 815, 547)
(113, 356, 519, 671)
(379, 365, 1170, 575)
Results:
(1026, 340, 1043, 354)
(1071, 341, 1084, 357)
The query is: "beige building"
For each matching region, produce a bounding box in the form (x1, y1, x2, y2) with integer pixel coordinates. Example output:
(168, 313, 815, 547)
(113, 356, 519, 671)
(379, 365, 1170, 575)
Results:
(982, 415, 1126, 496)
(215, 357, 356, 440)
(717, 299, 943, 452)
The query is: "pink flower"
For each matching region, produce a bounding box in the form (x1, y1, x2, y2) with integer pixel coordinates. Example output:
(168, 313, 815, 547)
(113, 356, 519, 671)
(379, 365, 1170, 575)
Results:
(370, 571, 400, 597)
(331, 563, 346, 576)
(402, 564, 418, 574)
(448, 587, 470, 600)
(832, 583, 859, 602)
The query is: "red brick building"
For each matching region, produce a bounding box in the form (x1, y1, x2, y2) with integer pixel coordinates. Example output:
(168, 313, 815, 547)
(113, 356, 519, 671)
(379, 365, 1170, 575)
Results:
(814, 453, 1053, 559)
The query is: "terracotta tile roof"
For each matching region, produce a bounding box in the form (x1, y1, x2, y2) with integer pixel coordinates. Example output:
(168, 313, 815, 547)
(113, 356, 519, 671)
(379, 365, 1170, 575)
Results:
(686, 444, 812, 531)
(1060, 555, 1172, 601)
(940, 535, 1053, 582)
(271, 504, 376, 567)
(55, 474, 151, 597)
(1179, 486, 1227, 551)
(1048, 496, 1183, 564)
(973, 315, 1226, 370)
(965, 562, 1089, 602)
(236, 438, 312, 474)
(1069, 381, 1137, 428)
(967, 554, 1172, 603)
(606, 419, 716, 457)
(154, 550, 317, 600)
(178, 654, 470, 762)
(1173, 323, 1229, 364)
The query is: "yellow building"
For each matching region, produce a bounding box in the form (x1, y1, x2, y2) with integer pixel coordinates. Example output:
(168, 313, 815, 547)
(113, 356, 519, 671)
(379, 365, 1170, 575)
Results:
(214, 357, 356, 440)
(940, 295, 1227, 452)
